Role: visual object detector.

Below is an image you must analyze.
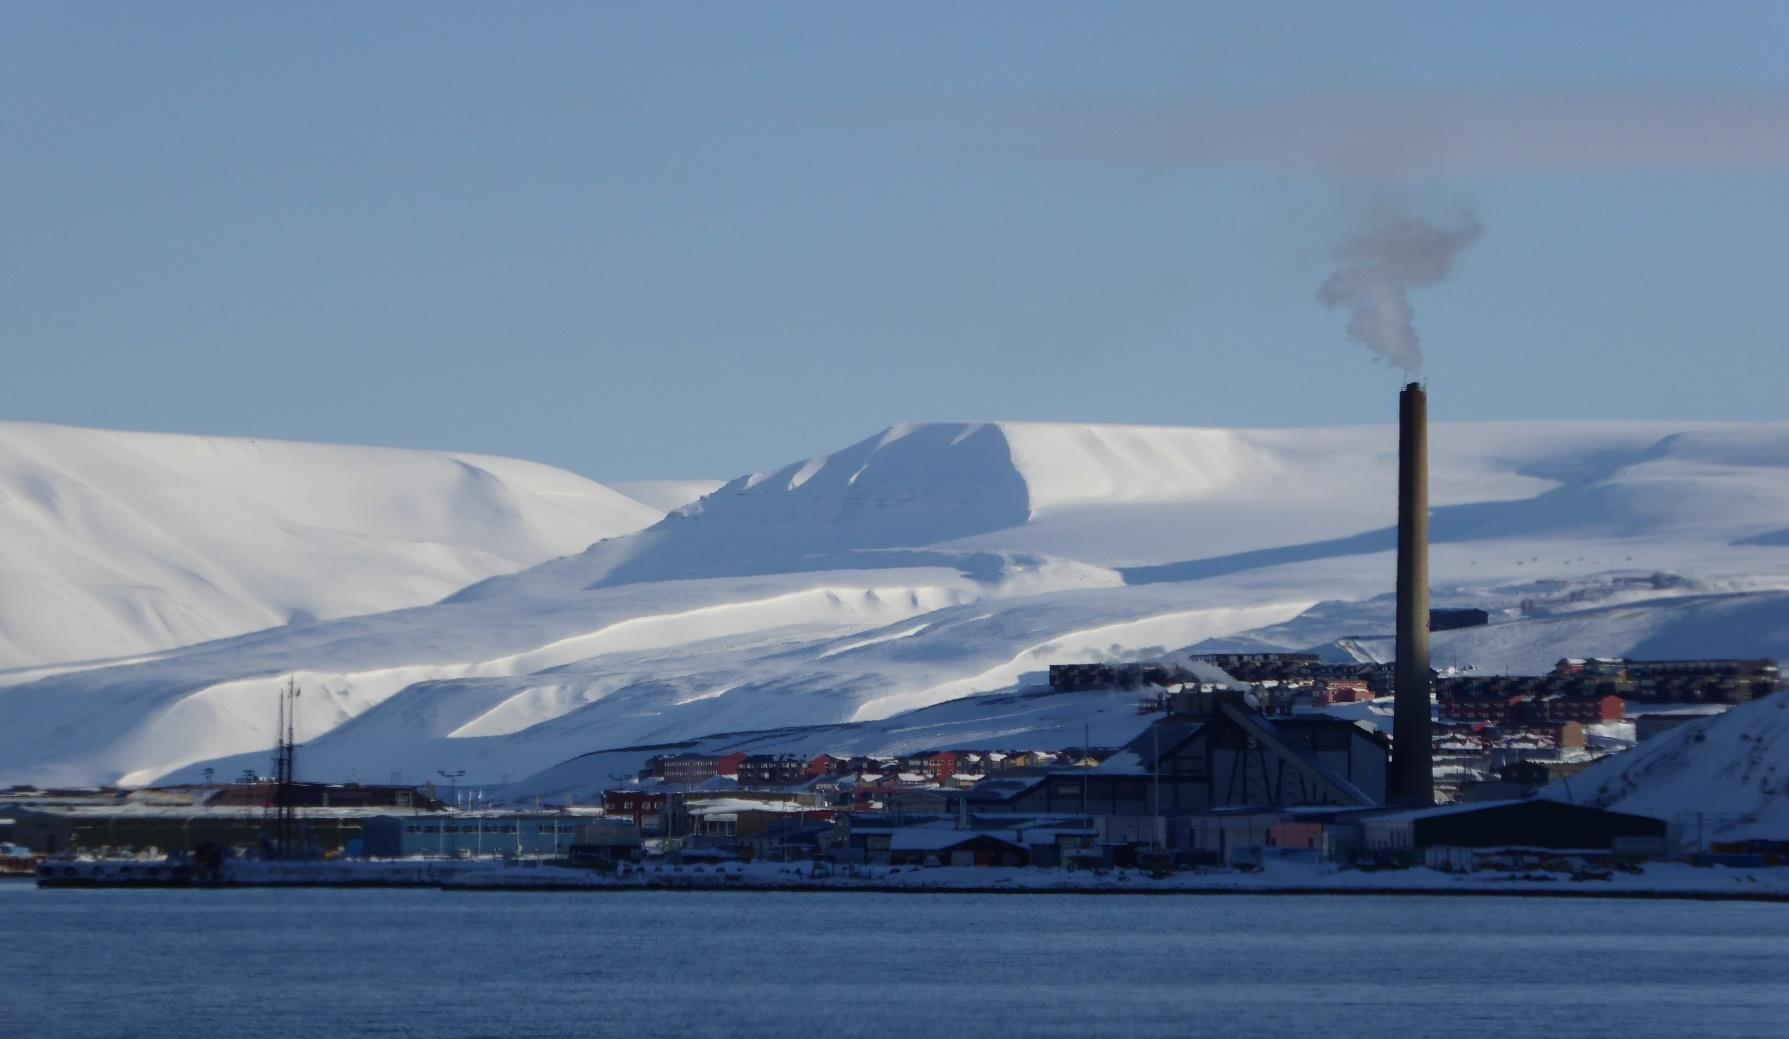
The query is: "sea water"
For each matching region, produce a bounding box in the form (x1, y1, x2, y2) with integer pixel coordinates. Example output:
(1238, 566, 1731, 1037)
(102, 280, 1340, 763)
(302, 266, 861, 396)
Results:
(1, 884, 1784, 1038)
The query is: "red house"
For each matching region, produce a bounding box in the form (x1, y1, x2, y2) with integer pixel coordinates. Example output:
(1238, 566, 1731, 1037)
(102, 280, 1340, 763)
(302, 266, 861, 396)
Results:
(602, 790, 667, 833)
(920, 751, 960, 779)
(1312, 679, 1374, 706)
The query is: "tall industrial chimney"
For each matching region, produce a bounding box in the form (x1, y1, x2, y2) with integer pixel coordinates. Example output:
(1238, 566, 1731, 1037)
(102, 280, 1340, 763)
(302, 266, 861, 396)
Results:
(1391, 382, 1434, 806)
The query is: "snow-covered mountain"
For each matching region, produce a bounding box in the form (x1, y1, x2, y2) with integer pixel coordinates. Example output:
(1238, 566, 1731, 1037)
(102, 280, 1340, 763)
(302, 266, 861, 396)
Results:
(0, 422, 663, 671)
(5, 417, 1789, 789)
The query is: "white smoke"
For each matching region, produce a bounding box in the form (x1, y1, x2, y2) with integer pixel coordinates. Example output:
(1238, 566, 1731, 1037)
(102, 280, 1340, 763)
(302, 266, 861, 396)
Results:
(1317, 211, 1481, 374)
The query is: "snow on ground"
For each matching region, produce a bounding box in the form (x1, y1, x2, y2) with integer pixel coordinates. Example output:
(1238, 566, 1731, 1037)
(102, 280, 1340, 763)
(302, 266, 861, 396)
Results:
(8, 418, 1789, 790)
(0, 421, 662, 671)
(1343, 590, 1789, 675)
(1541, 691, 1789, 842)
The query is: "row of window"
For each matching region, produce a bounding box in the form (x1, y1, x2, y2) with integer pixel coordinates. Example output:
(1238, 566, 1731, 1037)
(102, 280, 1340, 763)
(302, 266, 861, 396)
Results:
(401, 824, 577, 835)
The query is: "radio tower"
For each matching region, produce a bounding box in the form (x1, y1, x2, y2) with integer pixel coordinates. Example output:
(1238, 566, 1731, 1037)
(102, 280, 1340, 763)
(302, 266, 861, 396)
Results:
(268, 677, 302, 858)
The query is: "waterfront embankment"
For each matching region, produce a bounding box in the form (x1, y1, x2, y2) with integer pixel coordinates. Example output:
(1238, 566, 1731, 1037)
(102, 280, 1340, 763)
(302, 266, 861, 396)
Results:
(33, 856, 1789, 901)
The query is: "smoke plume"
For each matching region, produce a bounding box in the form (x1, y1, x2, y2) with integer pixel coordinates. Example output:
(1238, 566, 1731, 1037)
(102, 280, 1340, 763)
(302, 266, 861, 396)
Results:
(1317, 211, 1481, 374)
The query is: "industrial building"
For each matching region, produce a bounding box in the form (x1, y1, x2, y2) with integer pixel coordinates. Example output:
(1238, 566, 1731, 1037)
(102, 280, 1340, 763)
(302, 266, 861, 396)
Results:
(0, 783, 439, 856)
(957, 689, 1386, 849)
(1360, 799, 1668, 853)
(7, 802, 389, 857)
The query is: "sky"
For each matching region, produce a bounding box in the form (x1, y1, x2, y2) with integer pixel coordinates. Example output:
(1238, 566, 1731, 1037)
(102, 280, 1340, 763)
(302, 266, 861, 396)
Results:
(3, 3, 1788, 482)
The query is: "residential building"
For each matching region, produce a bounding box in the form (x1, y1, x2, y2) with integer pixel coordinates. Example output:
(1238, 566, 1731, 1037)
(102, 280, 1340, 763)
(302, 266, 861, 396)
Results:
(651, 751, 749, 785)
(601, 791, 668, 834)
(1311, 679, 1375, 706)
(736, 755, 808, 788)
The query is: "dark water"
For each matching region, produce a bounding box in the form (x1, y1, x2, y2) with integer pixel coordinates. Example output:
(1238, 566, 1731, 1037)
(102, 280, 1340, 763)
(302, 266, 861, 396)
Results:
(2, 883, 1785, 1038)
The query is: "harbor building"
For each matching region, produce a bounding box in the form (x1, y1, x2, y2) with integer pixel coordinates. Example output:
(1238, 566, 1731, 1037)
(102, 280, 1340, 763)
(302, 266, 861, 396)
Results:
(359, 812, 616, 858)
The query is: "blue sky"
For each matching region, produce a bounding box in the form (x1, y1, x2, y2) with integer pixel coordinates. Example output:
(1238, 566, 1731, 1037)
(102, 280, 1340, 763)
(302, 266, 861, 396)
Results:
(4, 3, 1787, 481)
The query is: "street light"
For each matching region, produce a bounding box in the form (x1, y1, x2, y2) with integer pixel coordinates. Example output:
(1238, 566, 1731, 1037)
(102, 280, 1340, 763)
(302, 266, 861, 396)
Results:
(437, 770, 466, 810)
(438, 770, 465, 858)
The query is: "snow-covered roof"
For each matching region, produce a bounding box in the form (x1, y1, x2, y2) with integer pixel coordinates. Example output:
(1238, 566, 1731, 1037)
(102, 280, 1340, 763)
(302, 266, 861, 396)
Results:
(1363, 799, 1537, 824)
(1093, 751, 1145, 775)
(684, 799, 811, 816)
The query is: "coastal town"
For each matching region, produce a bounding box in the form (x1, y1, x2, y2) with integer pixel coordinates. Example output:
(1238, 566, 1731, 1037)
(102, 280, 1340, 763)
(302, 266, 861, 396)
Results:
(8, 650, 1784, 895)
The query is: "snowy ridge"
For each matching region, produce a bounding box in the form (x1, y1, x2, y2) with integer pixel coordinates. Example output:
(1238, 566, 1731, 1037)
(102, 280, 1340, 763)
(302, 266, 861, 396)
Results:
(0, 421, 662, 670)
(8, 417, 1789, 788)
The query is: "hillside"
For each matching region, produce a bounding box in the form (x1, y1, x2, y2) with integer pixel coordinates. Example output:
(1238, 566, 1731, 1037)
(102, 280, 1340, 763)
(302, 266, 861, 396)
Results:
(0, 421, 662, 671)
(5, 417, 1789, 789)
(1541, 690, 1789, 842)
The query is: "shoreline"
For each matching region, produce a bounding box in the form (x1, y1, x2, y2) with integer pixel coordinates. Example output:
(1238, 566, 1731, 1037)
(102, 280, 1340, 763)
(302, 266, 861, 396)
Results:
(24, 858, 1789, 903)
(437, 880, 1789, 903)
(26, 878, 1789, 904)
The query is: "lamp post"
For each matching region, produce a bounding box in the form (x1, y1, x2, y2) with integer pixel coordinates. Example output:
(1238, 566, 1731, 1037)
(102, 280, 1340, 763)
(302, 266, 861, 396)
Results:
(438, 770, 465, 858)
(438, 770, 466, 810)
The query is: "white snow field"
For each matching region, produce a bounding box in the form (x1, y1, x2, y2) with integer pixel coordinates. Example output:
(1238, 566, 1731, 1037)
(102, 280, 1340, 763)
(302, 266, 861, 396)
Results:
(6, 417, 1789, 789)
(0, 421, 663, 671)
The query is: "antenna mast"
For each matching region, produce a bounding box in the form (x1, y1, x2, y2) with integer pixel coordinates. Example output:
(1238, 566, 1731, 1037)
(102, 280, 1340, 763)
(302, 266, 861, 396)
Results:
(268, 677, 302, 858)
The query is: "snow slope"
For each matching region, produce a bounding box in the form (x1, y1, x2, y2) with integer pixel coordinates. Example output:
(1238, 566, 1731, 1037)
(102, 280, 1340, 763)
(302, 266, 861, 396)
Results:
(1541, 690, 1789, 842)
(0, 422, 662, 670)
(8, 417, 1789, 789)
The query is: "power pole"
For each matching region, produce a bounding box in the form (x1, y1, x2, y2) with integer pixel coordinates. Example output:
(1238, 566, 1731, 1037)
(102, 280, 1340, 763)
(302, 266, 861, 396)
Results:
(1081, 724, 1091, 823)
(1152, 721, 1162, 851)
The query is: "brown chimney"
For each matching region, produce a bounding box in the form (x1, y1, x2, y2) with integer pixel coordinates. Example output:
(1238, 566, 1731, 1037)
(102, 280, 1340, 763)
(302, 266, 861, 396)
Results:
(1392, 382, 1434, 805)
